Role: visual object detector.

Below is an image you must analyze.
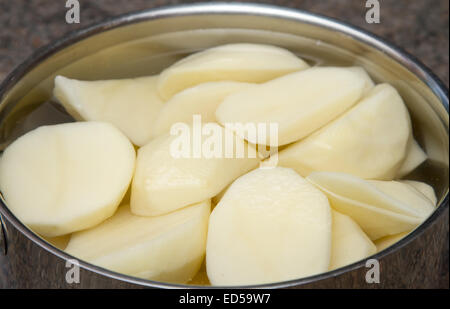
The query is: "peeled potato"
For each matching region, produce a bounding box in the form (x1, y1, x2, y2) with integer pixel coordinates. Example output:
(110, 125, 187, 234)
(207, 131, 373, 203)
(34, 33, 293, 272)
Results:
(216, 67, 366, 146)
(211, 185, 229, 207)
(330, 210, 376, 270)
(375, 232, 409, 252)
(157, 43, 309, 100)
(152, 81, 253, 137)
(307, 172, 430, 240)
(0, 122, 135, 237)
(396, 139, 427, 177)
(54, 75, 164, 146)
(189, 260, 210, 286)
(400, 180, 437, 206)
(206, 167, 332, 286)
(368, 180, 435, 218)
(347, 66, 375, 95)
(65, 201, 210, 283)
(278, 84, 411, 179)
(42, 234, 71, 250)
(131, 123, 259, 216)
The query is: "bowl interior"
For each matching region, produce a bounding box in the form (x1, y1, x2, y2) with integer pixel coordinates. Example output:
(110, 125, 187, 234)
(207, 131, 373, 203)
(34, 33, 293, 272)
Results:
(0, 6, 448, 287)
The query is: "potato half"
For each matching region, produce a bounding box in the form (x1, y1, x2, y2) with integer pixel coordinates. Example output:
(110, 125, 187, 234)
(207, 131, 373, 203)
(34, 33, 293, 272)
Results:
(54, 75, 164, 146)
(400, 180, 437, 206)
(347, 66, 375, 95)
(396, 139, 428, 178)
(157, 43, 309, 100)
(307, 172, 434, 240)
(216, 67, 366, 146)
(374, 232, 410, 252)
(206, 167, 332, 286)
(0, 122, 135, 237)
(368, 180, 435, 218)
(152, 81, 253, 137)
(330, 210, 376, 270)
(66, 201, 210, 283)
(278, 84, 412, 179)
(131, 123, 259, 216)
(42, 234, 71, 251)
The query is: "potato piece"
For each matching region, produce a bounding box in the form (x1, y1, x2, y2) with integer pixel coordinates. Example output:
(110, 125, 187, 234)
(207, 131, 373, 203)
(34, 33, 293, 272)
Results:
(189, 260, 210, 286)
(157, 43, 309, 100)
(0, 122, 135, 237)
(347, 66, 375, 95)
(330, 210, 376, 270)
(66, 201, 210, 283)
(153, 81, 253, 137)
(374, 232, 409, 252)
(131, 123, 259, 216)
(307, 172, 428, 240)
(396, 139, 427, 178)
(368, 180, 435, 218)
(206, 167, 332, 286)
(54, 75, 164, 146)
(400, 180, 437, 206)
(278, 84, 411, 179)
(216, 67, 366, 146)
(42, 234, 71, 250)
(211, 185, 229, 207)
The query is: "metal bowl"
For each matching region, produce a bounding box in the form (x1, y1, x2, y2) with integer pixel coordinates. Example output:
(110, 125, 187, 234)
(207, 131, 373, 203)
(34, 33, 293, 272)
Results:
(0, 3, 448, 288)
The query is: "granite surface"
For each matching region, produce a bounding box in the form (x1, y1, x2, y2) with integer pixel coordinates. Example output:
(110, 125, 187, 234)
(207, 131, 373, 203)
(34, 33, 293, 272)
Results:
(0, 0, 448, 289)
(0, 0, 449, 86)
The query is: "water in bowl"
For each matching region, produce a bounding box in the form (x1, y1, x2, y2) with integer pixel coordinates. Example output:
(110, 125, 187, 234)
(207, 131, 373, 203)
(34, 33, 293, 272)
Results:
(0, 28, 448, 286)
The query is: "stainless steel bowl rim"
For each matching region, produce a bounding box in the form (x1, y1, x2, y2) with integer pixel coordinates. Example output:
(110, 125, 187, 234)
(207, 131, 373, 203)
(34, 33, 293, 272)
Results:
(0, 2, 448, 289)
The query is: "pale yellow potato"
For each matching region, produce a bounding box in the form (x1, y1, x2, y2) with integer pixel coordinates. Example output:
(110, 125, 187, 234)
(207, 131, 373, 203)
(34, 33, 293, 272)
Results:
(211, 185, 229, 207)
(54, 75, 164, 146)
(216, 67, 366, 146)
(157, 43, 309, 100)
(131, 123, 259, 216)
(0, 122, 135, 237)
(368, 180, 435, 218)
(330, 210, 376, 270)
(152, 81, 254, 137)
(120, 186, 132, 205)
(278, 84, 411, 179)
(66, 201, 210, 283)
(400, 180, 437, 206)
(396, 139, 427, 178)
(188, 260, 210, 286)
(375, 232, 410, 252)
(206, 167, 332, 286)
(42, 234, 71, 250)
(307, 172, 427, 240)
(347, 66, 375, 95)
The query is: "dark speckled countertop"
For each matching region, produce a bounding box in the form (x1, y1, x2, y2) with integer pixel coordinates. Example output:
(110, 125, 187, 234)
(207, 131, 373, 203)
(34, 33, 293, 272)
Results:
(0, 0, 448, 86)
(0, 0, 448, 289)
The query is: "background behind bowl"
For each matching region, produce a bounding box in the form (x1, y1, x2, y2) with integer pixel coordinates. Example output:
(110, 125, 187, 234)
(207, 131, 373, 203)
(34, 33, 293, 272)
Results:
(0, 0, 448, 288)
